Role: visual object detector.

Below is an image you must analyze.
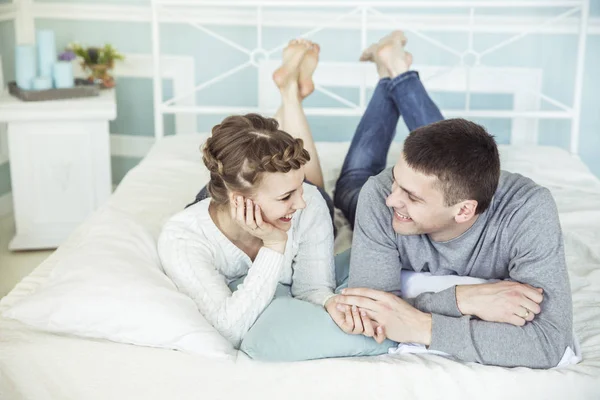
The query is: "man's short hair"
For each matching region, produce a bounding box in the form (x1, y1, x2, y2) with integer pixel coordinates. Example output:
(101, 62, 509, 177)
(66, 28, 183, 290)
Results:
(403, 118, 500, 214)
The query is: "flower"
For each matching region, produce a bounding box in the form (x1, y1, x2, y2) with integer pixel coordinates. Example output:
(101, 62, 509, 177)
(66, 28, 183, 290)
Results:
(87, 47, 99, 64)
(67, 43, 124, 68)
(63, 42, 124, 89)
(58, 50, 76, 61)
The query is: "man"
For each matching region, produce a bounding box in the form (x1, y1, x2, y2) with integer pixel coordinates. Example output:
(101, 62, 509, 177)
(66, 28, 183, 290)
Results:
(332, 31, 573, 368)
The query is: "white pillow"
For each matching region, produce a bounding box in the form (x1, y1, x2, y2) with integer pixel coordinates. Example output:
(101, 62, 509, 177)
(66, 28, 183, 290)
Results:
(2, 208, 236, 359)
(400, 270, 492, 298)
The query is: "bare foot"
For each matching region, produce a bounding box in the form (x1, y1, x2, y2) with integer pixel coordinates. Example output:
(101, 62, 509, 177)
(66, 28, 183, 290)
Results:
(273, 40, 310, 92)
(359, 31, 407, 62)
(297, 39, 320, 99)
(360, 30, 412, 79)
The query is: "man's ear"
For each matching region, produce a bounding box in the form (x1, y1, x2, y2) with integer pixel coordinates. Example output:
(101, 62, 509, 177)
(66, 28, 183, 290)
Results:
(454, 200, 478, 224)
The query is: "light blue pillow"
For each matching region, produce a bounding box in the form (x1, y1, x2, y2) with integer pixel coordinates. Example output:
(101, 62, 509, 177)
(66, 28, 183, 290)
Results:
(231, 250, 397, 362)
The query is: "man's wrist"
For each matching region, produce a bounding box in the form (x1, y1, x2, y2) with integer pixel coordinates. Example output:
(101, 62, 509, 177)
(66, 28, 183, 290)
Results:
(418, 312, 432, 346)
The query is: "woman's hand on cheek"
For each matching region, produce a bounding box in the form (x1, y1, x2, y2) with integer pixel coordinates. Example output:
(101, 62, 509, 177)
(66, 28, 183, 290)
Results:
(230, 196, 288, 253)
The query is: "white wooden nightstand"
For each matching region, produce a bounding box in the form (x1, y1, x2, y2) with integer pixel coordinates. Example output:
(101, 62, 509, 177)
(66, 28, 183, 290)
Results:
(0, 89, 116, 250)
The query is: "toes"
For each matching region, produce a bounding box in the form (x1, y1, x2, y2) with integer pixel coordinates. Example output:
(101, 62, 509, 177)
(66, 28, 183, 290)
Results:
(391, 30, 407, 45)
(359, 46, 375, 62)
(359, 54, 373, 62)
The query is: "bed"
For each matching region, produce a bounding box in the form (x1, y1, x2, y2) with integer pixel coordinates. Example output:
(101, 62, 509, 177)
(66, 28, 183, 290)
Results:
(1, 136, 600, 399)
(2, 1, 600, 399)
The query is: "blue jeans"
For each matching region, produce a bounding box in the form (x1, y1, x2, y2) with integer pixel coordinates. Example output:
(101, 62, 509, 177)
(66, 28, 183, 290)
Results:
(333, 71, 444, 228)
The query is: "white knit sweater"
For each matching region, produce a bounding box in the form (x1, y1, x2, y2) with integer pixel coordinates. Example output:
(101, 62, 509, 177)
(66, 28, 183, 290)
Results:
(157, 183, 336, 347)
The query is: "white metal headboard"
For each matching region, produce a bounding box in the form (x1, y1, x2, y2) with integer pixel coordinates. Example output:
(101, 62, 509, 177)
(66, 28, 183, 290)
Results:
(150, 0, 590, 155)
(258, 61, 543, 146)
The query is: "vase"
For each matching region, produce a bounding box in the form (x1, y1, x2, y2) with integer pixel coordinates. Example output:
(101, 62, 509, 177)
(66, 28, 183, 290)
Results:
(83, 63, 115, 89)
(53, 61, 74, 89)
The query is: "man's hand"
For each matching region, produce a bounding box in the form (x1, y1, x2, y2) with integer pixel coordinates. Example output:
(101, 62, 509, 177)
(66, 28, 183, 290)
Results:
(456, 281, 544, 326)
(324, 296, 386, 343)
(335, 288, 432, 345)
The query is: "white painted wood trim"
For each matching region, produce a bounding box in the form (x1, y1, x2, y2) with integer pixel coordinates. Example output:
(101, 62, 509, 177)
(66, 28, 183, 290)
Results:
(111, 54, 197, 135)
(0, 192, 13, 218)
(14, 0, 34, 45)
(29, 2, 600, 34)
(0, 3, 17, 22)
(0, 89, 117, 122)
(110, 134, 156, 159)
(0, 129, 7, 165)
(1, 133, 157, 164)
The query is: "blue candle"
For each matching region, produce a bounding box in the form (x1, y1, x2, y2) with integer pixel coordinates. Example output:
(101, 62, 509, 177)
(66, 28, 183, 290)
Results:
(15, 45, 36, 90)
(32, 77, 52, 91)
(53, 61, 74, 89)
(37, 30, 57, 77)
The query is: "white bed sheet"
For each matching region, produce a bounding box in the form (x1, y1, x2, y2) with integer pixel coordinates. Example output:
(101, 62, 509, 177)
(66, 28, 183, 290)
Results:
(1, 134, 600, 400)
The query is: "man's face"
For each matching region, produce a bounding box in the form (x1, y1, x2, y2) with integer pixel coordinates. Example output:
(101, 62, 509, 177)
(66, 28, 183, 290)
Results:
(386, 153, 458, 238)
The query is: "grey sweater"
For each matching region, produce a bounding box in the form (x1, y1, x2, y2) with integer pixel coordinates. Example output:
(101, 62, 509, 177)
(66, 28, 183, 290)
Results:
(349, 169, 573, 368)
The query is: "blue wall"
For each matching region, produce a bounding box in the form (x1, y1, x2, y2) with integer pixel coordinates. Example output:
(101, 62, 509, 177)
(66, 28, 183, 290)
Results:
(0, 0, 599, 199)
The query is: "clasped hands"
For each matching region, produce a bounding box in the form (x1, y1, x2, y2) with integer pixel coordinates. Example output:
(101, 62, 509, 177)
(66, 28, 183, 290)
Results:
(325, 280, 544, 345)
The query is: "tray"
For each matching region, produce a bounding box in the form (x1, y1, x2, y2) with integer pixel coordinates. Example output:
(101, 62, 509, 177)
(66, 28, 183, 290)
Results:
(8, 80, 101, 102)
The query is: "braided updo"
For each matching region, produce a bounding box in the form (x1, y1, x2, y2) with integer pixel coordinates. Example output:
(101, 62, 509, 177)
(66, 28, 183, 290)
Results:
(202, 113, 310, 205)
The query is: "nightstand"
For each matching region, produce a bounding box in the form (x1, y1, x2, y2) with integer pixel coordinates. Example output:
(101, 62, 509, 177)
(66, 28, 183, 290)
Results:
(0, 89, 116, 250)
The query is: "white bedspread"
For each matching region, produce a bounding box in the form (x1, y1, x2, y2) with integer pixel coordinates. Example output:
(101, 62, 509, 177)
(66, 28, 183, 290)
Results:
(1, 135, 600, 400)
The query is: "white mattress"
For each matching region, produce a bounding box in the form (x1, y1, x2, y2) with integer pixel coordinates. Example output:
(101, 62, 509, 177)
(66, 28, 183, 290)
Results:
(1, 134, 600, 399)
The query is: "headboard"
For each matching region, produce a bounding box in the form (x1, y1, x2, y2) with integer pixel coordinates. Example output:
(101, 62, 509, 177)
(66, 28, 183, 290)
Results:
(154, 1, 589, 153)
(258, 61, 544, 146)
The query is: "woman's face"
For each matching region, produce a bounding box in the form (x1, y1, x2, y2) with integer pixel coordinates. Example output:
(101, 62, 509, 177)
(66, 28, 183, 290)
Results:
(250, 167, 307, 231)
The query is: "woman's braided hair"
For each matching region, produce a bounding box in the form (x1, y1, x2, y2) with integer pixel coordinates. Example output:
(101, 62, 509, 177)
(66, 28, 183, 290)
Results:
(202, 114, 310, 205)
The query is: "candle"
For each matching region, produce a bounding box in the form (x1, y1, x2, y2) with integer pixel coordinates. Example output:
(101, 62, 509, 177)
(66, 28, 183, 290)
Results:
(53, 61, 74, 89)
(15, 45, 36, 90)
(32, 77, 52, 91)
(37, 30, 57, 78)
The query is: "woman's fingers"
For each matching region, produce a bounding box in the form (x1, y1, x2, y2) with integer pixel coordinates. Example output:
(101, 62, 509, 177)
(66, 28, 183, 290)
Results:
(351, 305, 364, 334)
(245, 198, 255, 227)
(254, 204, 264, 228)
(235, 196, 245, 223)
(229, 200, 236, 220)
(343, 305, 354, 333)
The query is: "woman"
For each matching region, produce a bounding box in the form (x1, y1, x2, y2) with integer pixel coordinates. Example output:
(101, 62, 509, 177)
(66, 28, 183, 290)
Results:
(158, 39, 351, 347)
